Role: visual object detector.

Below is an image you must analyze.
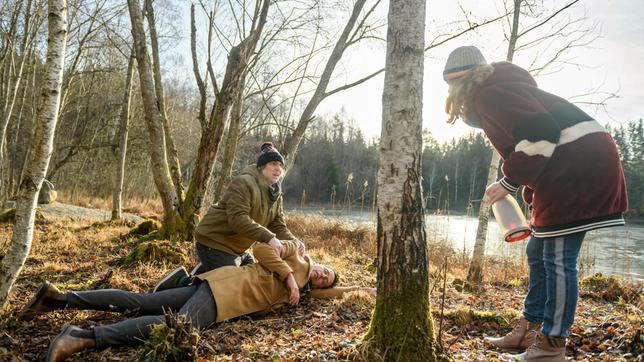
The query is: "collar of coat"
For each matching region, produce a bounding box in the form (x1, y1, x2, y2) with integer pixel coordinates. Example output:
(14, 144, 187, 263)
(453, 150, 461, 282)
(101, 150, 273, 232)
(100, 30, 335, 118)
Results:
(242, 165, 282, 202)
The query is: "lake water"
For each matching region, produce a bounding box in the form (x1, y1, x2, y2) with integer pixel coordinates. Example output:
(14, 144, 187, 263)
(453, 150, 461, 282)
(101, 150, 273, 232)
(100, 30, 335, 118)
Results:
(288, 207, 644, 282)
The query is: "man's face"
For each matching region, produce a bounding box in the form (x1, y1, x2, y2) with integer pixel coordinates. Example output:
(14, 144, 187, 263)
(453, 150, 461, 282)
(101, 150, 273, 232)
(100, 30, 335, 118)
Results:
(261, 160, 283, 184)
(310, 264, 335, 289)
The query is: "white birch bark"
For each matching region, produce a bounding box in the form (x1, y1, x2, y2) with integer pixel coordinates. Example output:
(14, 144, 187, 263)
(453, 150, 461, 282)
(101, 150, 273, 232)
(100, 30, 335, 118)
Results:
(0, 0, 67, 308)
(365, 0, 438, 358)
(377, 0, 427, 294)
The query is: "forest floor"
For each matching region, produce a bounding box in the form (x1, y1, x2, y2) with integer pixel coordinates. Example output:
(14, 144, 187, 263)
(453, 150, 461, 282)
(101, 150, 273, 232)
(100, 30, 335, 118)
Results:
(0, 210, 642, 361)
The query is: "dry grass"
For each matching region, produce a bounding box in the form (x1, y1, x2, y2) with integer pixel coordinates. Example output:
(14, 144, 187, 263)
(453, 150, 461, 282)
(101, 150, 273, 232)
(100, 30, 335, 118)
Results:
(0, 205, 641, 361)
(286, 214, 376, 255)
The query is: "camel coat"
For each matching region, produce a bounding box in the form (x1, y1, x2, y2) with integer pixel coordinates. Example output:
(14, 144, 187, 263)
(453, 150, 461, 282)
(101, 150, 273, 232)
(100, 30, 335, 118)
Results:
(196, 240, 358, 322)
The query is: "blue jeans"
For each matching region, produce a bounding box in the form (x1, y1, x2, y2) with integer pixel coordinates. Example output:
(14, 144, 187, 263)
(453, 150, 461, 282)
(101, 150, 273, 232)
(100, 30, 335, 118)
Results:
(523, 232, 585, 338)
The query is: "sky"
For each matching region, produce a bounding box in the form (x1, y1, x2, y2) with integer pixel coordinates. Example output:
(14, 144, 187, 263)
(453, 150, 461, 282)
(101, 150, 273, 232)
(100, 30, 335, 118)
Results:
(317, 0, 644, 144)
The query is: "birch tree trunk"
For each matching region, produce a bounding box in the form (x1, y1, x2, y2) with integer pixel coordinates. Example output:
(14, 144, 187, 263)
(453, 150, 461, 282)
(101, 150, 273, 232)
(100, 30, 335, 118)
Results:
(467, 0, 521, 286)
(0, 0, 67, 308)
(111, 52, 135, 221)
(362, 1, 438, 359)
(127, 0, 179, 232)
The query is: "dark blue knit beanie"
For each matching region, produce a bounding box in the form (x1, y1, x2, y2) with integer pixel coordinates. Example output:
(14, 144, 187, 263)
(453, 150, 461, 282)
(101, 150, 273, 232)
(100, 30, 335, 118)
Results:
(256, 142, 285, 167)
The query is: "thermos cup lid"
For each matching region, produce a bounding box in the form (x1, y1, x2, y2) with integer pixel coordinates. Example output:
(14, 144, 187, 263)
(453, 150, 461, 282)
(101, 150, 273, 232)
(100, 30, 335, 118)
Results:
(491, 194, 531, 243)
(505, 228, 531, 242)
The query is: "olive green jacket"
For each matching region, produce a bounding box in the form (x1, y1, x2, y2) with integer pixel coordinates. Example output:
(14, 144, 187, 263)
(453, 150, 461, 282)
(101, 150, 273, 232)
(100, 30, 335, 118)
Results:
(194, 165, 294, 255)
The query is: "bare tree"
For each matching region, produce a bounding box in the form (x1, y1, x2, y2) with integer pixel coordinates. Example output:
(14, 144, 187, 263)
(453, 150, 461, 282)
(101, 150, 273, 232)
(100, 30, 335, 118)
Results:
(211, 89, 244, 203)
(280, 0, 373, 167)
(144, 0, 183, 198)
(182, 0, 270, 237)
(112, 51, 135, 220)
(127, 0, 179, 233)
(125, 0, 270, 237)
(0, 0, 42, 203)
(0, 0, 67, 308)
(361, 0, 439, 359)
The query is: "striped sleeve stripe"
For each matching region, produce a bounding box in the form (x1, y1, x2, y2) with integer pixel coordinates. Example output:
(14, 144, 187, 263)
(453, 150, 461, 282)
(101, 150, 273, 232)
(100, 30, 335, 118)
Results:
(533, 218, 625, 238)
(514, 139, 556, 157)
(499, 178, 519, 193)
(513, 120, 606, 158)
(558, 120, 607, 146)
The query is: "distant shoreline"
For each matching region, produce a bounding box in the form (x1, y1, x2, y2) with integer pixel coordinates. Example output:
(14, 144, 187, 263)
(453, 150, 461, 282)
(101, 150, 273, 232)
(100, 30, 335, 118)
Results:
(285, 203, 644, 224)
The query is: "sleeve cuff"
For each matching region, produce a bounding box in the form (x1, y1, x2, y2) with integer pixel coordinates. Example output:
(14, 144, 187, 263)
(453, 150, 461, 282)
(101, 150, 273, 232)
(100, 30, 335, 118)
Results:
(262, 232, 276, 243)
(499, 177, 520, 193)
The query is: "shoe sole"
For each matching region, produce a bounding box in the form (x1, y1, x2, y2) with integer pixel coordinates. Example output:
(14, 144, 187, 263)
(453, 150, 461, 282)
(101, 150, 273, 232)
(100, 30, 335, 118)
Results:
(20, 281, 51, 321)
(153, 267, 187, 293)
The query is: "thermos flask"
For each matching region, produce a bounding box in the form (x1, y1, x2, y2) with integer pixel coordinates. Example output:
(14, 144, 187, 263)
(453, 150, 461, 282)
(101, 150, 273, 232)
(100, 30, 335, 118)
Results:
(491, 194, 531, 242)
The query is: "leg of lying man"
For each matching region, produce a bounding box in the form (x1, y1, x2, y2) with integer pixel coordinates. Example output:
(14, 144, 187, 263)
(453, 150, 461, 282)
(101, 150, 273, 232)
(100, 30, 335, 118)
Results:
(93, 282, 217, 349)
(67, 285, 199, 314)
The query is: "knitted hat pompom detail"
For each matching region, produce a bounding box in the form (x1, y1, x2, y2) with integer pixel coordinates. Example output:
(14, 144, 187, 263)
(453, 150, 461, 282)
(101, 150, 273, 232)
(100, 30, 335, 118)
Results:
(257, 141, 285, 167)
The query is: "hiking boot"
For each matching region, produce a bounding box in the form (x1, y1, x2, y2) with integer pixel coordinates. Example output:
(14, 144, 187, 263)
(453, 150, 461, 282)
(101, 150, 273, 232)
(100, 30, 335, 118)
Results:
(153, 266, 190, 292)
(20, 282, 67, 321)
(484, 316, 541, 351)
(46, 324, 96, 362)
(515, 332, 566, 361)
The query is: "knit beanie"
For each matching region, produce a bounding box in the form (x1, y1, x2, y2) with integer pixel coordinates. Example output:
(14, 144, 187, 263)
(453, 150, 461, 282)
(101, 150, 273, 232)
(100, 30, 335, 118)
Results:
(256, 142, 285, 167)
(443, 46, 487, 83)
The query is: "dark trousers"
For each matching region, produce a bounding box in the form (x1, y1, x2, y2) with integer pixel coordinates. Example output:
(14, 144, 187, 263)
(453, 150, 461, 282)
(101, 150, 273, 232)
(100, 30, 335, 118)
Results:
(66, 282, 217, 349)
(194, 242, 255, 274)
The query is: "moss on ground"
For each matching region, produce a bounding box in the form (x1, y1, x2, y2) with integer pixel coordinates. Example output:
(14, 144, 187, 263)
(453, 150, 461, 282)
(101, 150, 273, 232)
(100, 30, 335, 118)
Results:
(580, 273, 641, 303)
(442, 307, 518, 328)
(127, 219, 161, 237)
(120, 241, 188, 266)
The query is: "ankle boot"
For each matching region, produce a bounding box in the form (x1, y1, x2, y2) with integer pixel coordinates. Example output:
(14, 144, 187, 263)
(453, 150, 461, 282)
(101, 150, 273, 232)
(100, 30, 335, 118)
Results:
(484, 316, 541, 350)
(20, 282, 67, 321)
(46, 324, 96, 362)
(516, 332, 566, 361)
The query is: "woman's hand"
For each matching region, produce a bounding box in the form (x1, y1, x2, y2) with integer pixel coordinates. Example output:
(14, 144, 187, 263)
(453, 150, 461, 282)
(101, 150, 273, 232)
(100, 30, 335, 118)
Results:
(268, 237, 284, 258)
(285, 273, 300, 305)
(485, 181, 510, 205)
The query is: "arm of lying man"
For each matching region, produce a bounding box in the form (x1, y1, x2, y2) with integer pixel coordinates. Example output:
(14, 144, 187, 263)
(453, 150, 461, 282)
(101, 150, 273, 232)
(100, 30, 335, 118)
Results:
(251, 240, 298, 281)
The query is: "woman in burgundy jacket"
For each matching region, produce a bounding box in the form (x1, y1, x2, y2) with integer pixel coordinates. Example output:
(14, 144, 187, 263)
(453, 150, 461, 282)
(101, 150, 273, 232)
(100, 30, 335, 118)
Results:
(443, 46, 627, 362)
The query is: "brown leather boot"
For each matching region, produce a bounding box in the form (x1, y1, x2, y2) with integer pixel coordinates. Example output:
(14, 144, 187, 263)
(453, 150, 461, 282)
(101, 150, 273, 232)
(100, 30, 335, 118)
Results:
(484, 317, 541, 351)
(516, 332, 566, 361)
(46, 324, 96, 362)
(20, 282, 67, 321)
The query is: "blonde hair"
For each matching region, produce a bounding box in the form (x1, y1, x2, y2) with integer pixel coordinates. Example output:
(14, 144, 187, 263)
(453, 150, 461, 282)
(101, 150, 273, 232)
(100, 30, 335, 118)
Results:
(445, 64, 494, 124)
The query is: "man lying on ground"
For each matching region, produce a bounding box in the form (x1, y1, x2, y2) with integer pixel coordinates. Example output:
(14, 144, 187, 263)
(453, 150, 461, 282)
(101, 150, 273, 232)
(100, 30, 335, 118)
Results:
(20, 240, 375, 362)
